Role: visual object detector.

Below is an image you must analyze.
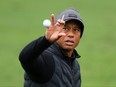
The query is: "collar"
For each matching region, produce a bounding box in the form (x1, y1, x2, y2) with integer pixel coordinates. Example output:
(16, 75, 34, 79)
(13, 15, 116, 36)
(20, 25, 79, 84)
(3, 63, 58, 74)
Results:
(54, 43, 81, 60)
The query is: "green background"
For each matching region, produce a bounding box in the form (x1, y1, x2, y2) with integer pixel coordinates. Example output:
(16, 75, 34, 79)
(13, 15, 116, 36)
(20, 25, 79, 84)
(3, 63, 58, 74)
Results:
(0, 0, 116, 87)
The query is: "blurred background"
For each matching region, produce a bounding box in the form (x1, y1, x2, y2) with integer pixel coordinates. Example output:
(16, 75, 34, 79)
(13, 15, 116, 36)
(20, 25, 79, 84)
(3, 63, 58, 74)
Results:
(0, 0, 116, 87)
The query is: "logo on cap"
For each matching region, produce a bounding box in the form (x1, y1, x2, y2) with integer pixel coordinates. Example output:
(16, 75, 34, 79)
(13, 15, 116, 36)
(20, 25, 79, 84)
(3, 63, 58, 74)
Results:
(68, 14, 77, 18)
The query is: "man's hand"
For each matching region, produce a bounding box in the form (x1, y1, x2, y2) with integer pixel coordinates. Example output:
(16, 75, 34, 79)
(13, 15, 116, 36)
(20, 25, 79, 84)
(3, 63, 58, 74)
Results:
(45, 14, 66, 43)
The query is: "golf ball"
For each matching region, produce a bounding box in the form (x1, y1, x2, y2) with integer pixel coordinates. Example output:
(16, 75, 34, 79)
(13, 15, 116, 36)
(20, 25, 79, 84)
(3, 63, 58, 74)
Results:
(43, 19, 51, 27)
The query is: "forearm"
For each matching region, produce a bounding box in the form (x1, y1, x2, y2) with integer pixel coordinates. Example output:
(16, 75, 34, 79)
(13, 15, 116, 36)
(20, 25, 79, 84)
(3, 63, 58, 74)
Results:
(19, 36, 55, 83)
(19, 36, 52, 65)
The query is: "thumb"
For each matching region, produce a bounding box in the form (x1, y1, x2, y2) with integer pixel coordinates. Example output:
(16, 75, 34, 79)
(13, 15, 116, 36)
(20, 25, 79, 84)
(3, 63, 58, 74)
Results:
(58, 32, 66, 37)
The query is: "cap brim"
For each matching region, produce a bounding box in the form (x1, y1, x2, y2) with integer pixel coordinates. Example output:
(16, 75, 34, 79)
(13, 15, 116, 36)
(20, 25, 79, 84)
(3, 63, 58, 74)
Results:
(64, 18, 84, 29)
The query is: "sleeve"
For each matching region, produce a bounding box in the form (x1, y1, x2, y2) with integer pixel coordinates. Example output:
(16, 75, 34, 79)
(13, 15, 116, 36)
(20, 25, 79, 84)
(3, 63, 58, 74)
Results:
(19, 36, 55, 83)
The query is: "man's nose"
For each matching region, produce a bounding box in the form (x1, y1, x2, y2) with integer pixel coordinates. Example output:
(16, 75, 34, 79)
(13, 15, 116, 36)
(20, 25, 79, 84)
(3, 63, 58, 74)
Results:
(67, 29, 74, 38)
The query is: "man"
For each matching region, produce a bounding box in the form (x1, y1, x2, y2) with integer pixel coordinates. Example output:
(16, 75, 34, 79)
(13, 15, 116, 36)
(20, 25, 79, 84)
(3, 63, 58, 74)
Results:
(19, 8, 84, 87)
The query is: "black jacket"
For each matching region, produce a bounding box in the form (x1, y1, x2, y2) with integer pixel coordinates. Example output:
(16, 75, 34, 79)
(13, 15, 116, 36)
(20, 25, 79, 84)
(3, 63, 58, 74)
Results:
(19, 36, 81, 87)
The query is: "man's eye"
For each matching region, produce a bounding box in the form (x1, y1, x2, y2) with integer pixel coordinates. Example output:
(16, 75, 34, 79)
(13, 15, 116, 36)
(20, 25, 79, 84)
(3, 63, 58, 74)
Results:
(63, 27, 68, 30)
(63, 27, 66, 30)
(74, 28, 81, 32)
(77, 28, 80, 31)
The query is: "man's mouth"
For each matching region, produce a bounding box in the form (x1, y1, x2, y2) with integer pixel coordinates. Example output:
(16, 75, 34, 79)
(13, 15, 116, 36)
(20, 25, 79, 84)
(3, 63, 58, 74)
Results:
(65, 40, 74, 46)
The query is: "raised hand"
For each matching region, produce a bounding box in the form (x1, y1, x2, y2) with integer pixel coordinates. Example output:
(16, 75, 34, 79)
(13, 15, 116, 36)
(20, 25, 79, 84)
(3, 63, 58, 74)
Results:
(45, 14, 66, 43)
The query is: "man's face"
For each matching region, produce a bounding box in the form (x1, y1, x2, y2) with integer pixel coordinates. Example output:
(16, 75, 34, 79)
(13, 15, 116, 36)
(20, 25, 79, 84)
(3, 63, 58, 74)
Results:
(57, 20, 81, 51)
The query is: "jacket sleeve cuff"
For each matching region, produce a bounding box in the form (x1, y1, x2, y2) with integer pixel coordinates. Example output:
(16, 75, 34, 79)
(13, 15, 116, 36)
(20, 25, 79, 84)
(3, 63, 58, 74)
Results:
(35, 36, 53, 52)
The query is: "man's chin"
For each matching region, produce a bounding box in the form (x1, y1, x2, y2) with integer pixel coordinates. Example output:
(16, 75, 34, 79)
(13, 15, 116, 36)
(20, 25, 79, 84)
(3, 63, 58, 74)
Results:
(63, 46, 74, 51)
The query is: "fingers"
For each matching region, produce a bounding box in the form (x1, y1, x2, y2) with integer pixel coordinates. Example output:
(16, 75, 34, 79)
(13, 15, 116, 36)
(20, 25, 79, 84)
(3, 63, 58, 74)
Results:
(51, 13, 65, 27)
(56, 19, 65, 27)
(58, 32, 66, 37)
(51, 14, 55, 26)
(57, 19, 65, 24)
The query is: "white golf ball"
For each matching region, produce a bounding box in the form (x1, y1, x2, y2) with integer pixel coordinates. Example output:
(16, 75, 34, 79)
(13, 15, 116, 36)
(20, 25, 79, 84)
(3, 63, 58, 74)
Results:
(43, 19, 51, 27)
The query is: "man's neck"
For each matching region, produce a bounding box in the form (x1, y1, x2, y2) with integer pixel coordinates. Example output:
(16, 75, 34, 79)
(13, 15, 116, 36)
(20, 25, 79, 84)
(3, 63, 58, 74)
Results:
(66, 50, 73, 58)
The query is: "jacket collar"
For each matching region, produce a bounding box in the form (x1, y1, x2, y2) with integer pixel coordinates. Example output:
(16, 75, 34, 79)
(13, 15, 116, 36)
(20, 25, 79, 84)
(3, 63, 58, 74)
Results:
(51, 42, 81, 60)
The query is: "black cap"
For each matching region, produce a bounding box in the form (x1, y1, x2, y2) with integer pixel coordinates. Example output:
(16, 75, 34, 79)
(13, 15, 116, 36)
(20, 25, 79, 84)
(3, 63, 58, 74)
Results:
(55, 8, 84, 37)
